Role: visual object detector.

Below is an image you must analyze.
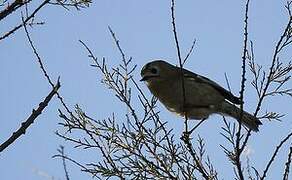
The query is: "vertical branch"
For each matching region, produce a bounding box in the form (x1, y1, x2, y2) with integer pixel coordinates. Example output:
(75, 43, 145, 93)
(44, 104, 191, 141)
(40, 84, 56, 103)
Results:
(235, 0, 251, 179)
(170, 0, 188, 127)
(170, 0, 210, 179)
(59, 146, 70, 180)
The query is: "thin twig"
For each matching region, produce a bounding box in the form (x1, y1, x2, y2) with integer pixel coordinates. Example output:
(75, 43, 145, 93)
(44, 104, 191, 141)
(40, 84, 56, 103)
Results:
(59, 146, 70, 180)
(170, 0, 189, 134)
(52, 154, 95, 177)
(22, 13, 73, 117)
(183, 39, 196, 65)
(224, 73, 232, 93)
(170, 0, 187, 122)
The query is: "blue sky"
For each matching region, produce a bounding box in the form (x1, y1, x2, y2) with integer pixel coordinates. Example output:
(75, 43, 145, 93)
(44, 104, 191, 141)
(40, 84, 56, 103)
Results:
(1, 0, 291, 179)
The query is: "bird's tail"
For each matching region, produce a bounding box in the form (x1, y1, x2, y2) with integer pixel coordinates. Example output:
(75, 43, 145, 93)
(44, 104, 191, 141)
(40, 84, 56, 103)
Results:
(217, 101, 262, 132)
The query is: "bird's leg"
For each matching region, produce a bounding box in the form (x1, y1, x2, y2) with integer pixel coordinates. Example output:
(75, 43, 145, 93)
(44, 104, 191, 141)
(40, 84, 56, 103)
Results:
(188, 118, 207, 134)
(181, 118, 207, 143)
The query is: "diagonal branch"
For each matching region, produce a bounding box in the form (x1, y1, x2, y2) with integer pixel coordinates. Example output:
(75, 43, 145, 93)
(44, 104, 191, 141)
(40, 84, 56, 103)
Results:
(261, 132, 292, 180)
(0, 0, 32, 21)
(0, 0, 50, 41)
(283, 145, 292, 180)
(22, 12, 73, 116)
(0, 80, 60, 153)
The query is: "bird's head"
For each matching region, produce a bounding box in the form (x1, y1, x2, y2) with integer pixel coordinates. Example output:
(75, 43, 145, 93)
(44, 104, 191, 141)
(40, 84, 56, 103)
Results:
(140, 60, 176, 83)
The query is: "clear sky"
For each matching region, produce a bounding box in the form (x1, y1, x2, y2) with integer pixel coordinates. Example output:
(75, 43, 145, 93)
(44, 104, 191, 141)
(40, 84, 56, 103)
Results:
(1, 0, 291, 179)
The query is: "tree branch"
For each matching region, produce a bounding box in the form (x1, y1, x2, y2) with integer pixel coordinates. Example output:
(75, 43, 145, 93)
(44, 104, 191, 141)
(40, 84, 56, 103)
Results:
(0, 0, 49, 41)
(261, 132, 292, 180)
(283, 145, 292, 180)
(171, 0, 211, 179)
(22, 12, 73, 116)
(0, 80, 60, 153)
(235, 0, 250, 179)
(241, 0, 292, 156)
(0, 0, 32, 21)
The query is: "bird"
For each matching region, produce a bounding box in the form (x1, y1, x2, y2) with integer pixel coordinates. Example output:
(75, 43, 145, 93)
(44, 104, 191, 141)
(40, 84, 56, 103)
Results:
(140, 60, 262, 131)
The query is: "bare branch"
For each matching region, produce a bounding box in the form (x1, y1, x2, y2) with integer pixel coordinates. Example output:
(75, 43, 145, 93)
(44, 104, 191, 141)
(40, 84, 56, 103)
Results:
(0, 80, 60, 153)
(49, 0, 92, 10)
(283, 145, 292, 180)
(254, 1, 292, 116)
(0, 0, 32, 21)
(261, 132, 292, 180)
(22, 13, 73, 116)
(170, 1, 212, 179)
(58, 146, 70, 180)
(0, 0, 50, 41)
(241, 0, 292, 154)
(235, 0, 251, 179)
(170, 0, 187, 123)
(183, 38, 196, 65)
(53, 152, 98, 179)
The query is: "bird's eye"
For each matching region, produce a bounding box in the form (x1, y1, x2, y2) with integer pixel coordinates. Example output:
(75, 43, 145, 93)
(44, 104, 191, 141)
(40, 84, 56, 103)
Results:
(150, 68, 158, 74)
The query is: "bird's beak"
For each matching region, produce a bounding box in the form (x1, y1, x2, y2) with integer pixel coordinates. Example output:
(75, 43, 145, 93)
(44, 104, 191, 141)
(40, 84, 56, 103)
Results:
(141, 73, 158, 81)
(140, 73, 159, 81)
(140, 76, 147, 81)
(140, 75, 159, 81)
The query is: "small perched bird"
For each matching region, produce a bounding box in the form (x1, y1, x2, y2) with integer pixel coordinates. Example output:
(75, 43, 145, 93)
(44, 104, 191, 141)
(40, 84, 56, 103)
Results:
(140, 60, 262, 131)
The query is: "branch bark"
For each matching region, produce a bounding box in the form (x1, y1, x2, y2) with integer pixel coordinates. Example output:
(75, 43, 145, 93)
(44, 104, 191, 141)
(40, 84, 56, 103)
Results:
(0, 0, 32, 21)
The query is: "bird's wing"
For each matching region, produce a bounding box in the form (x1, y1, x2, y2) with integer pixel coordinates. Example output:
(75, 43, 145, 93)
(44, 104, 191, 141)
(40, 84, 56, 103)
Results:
(182, 68, 242, 105)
